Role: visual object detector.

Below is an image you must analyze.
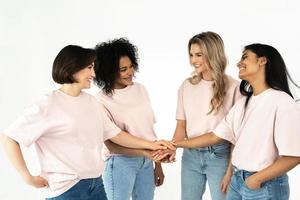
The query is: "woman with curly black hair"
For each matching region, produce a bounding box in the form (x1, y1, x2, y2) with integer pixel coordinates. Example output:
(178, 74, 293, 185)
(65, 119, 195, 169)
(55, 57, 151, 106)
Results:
(94, 38, 167, 200)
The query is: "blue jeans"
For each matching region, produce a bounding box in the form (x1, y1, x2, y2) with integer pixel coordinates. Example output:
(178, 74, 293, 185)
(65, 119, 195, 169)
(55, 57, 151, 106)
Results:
(103, 156, 155, 200)
(46, 176, 107, 200)
(181, 142, 230, 200)
(226, 167, 289, 200)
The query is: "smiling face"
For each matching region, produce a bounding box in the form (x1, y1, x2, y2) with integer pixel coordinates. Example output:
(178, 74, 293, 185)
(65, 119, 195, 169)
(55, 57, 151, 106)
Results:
(189, 43, 209, 74)
(72, 62, 95, 89)
(114, 56, 134, 89)
(237, 50, 266, 82)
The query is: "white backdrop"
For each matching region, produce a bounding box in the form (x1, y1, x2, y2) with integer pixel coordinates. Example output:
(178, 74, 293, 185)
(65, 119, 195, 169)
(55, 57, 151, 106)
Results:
(1, 0, 300, 199)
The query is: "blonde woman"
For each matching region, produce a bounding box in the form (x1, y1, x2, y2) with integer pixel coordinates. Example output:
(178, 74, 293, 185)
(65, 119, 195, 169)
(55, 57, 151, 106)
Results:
(172, 32, 241, 200)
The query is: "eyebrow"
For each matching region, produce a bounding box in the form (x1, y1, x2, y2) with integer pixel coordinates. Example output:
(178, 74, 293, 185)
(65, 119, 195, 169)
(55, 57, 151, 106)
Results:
(190, 51, 203, 54)
(119, 64, 134, 69)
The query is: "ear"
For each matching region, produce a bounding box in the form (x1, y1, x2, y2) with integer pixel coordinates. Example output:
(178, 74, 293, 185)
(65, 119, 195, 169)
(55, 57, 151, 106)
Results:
(259, 56, 267, 66)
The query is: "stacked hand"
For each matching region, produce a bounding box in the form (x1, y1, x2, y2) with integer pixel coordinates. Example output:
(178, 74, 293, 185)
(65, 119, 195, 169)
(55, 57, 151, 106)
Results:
(151, 149, 176, 163)
(151, 140, 176, 151)
(145, 140, 176, 162)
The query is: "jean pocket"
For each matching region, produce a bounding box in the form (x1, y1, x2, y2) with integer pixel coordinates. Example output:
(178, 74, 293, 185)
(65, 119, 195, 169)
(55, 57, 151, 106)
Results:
(267, 175, 289, 199)
(243, 181, 268, 199)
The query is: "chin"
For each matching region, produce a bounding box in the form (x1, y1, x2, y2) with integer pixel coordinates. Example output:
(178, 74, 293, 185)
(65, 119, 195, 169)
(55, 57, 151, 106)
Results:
(238, 73, 245, 79)
(124, 81, 133, 86)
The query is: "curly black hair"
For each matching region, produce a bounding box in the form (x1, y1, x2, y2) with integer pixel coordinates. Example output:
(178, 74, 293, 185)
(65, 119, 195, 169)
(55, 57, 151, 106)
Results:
(94, 38, 139, 95)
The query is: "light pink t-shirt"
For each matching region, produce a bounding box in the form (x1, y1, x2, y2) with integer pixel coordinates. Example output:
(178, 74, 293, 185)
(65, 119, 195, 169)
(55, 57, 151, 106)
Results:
(3, 90, 121, 198)
(176, 76, 241, 138)
(97, 82, 157, 156)
(214, 89, 300, 172)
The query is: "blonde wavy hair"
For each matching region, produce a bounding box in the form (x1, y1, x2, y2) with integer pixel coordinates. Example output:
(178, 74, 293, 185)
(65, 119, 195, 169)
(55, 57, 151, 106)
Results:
(188, 31, 228, 114)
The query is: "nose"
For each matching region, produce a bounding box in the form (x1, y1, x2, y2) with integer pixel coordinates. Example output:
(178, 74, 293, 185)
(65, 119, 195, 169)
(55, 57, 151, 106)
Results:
(128, 67, 134, 76)
(91, 67, 96, 78)
(237, 61, 242, 68)
(190, 56, 196, 65)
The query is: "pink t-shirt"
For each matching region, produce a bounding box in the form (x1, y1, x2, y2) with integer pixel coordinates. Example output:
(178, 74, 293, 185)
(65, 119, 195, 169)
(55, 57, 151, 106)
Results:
(214, 88, 300, 172)
(176, 76, 241, 138)
(3, 90, 121, 198)
(96, 82, 157, 156)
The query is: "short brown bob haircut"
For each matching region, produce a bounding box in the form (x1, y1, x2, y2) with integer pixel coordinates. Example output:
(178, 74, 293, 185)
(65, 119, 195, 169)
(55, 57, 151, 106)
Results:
(52, 45, 96, 84)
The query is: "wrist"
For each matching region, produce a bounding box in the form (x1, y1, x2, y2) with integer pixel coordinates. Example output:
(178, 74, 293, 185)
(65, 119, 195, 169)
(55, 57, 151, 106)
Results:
(147, 141, 155, 150)
(175, 140, 185, 148)
(22, 171, 32, 183)
(155, 162, 162, 167)
(250, 173, 263, 184)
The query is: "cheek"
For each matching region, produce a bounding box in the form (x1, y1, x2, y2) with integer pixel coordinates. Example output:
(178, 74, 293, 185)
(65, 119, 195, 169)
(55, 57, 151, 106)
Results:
(119, 72, 127, 79)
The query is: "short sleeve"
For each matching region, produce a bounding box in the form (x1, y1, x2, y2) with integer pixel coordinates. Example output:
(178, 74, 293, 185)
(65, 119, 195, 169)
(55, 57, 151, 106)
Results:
(233, 83, 242, 104)
(139, 83, 157, 123)
(3, 101, 48, 147)
(274, 100, 300, 156)
(99, 105, 121, 141)
(176, 82, 186, 120)
(213, 104, 237, 144)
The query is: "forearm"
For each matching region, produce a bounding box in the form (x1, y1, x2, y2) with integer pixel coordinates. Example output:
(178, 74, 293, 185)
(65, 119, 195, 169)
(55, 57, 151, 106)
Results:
(155, 162, 162, 170)
(1, 134, 31, 180)
(105, 140, 149, 157)
(110, 131, 153, 150)
(172, 120, 187, 142)
(176, 132, 224, 148)
(252, 156, 300, 183)
(225, 145, 234, 175)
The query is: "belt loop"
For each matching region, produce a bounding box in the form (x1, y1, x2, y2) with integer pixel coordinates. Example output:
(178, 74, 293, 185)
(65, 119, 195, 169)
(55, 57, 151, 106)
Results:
(208, 146, 212, 153)
(241, 170, 245, 181)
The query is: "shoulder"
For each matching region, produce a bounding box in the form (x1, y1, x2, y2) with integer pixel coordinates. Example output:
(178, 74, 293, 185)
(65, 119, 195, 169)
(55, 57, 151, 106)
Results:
(226, 75, 240, 88)
(133, 82, 147, 90)
(270, 89, 297, 107)
(23, 92, 54, 117)
(132, 82, 150, 95)
(179, 79, 192, 89)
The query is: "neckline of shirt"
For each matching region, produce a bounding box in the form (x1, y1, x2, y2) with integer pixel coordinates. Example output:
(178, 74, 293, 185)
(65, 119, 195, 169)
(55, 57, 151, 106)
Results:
(252, 88, 272, 99)
(56, 89, 84, 100)
(113, 83, 134, 94)
(201, 79, 214, 84)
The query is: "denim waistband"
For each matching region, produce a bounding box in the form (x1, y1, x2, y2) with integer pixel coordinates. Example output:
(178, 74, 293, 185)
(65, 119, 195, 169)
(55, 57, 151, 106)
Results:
(233, 166, 288, 182)
(233, 166, 256, 180)
(191, 141, 230, 152)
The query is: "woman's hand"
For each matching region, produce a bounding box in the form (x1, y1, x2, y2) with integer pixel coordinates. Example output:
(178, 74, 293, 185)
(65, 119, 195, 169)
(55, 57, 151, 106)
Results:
(154, 163, 165, 186)
(151, 149, 176, 163)
(151, 140, 176, 151)
(245, 175, 262, 190)
(220, 169, 232, 193)
(24, 174, 49, 188)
